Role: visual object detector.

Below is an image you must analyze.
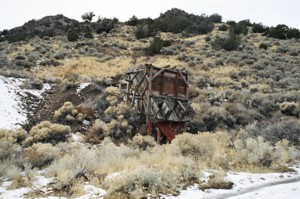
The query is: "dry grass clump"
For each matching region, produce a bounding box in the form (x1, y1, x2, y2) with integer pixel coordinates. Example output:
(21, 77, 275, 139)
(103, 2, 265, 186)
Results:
(54, 101, 87, 124)
(23, 121, 71, 146)
(23, 143, 59, 168)
(6, 166, 27, 189)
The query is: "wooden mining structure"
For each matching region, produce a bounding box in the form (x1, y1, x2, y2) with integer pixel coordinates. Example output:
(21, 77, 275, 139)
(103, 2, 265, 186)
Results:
(125, 64, 194, 143)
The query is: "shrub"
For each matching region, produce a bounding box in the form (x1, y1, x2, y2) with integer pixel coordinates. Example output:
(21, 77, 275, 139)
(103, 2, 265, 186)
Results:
(145, 37, 172, 56)
(184, 20, 214, 35)
(262, 119, 300, 145)
(6, 166, 27, 189)
(81, 12, 95, 22)
(287, 28, 300, 39)
(24, 121, 71, 145)
(209, 13, 222, 23)
(218, 24, 229, 31)
(170, 132, 231, 167)
(230, 22, 248, 35)
(266, 24, 289, 39)
(135, 24, 156, 39)
(95, 18, 116, 34)
(130, 134, 157, 150)
(83, 28, 93, 39)
(67, 29, 79, 42)
(48, 147, 98, 191)
(252, 23, 267, 33)
(54, 101, 86, 123)
(151, 8, 214, 35)
(0, 52, 9, 68)
(259, 43, 268, 50)
(212, 33, 240, 51)
(126, 15, 140, 26)
(23, 143, 59, 168)
(234, 136, 274, 168)
(85, 119, 106, 144)
(106, 166, 174, 198)
(280, 102, 299, 116)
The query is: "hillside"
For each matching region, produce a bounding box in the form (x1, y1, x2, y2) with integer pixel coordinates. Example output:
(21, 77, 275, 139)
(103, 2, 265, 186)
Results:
(0, 8, 300, 198)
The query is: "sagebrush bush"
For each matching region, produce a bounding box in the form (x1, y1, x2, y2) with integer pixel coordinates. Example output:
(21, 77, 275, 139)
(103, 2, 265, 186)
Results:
(23, 121, 71, 145)
(23, 143, 59, 168)
(48, 146, 98, 191)
(262, 119, 300, 145)
(170, 132, 231, 168)
(54, 101, 87, 124)
(130, 134, 157, 150)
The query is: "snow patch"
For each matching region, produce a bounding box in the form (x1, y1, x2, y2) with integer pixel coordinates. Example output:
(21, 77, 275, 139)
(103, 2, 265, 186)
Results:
(76, 83, 90, 95)
(165, 165, 300, 199)
(75, 184, 106, 199)
(0, 75, 50, 129)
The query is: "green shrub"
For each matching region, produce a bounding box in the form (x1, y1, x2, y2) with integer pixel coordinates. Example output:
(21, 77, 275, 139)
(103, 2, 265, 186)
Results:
(252, 23, 267, 33)
(230, 22, 248, 35)
(209, 13, 222, 23)
(287, 28, 300, 39)
(184, 20, 214, 35)
(81, 12, 95, 22)
(266, 24, 289, 39)
(218, 24, 229, 31)
(67, 29, 79, 42)
(95, 18, 117, 34)
(135, 24, 156, 39)
(212, 33, 240, 51)
(259, 43, 268, 50)
(83, 28, 93, 39)
(145, 37, 172, 56)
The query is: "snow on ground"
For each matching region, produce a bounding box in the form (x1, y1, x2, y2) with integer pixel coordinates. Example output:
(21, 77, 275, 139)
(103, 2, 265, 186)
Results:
(0, 75, 50, 129)
(76, 83, 90, 95)
(0, 181, 30, 199)
(1, 166, 300, 198)
(164, 165, 300, 199)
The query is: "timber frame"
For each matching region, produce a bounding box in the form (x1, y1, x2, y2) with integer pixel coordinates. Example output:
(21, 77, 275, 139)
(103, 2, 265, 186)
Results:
(125, 64, 194, 143)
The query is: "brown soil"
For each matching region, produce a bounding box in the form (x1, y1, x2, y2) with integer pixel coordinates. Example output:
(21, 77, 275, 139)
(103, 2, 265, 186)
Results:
(25, 83, 105, 132)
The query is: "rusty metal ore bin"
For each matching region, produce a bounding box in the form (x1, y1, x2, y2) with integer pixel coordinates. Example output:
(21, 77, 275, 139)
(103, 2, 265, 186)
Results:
(125, 64, 194, 143)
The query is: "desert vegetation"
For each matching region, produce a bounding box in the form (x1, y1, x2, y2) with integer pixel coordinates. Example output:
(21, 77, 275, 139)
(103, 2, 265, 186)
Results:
(0, 7, 300, 198)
